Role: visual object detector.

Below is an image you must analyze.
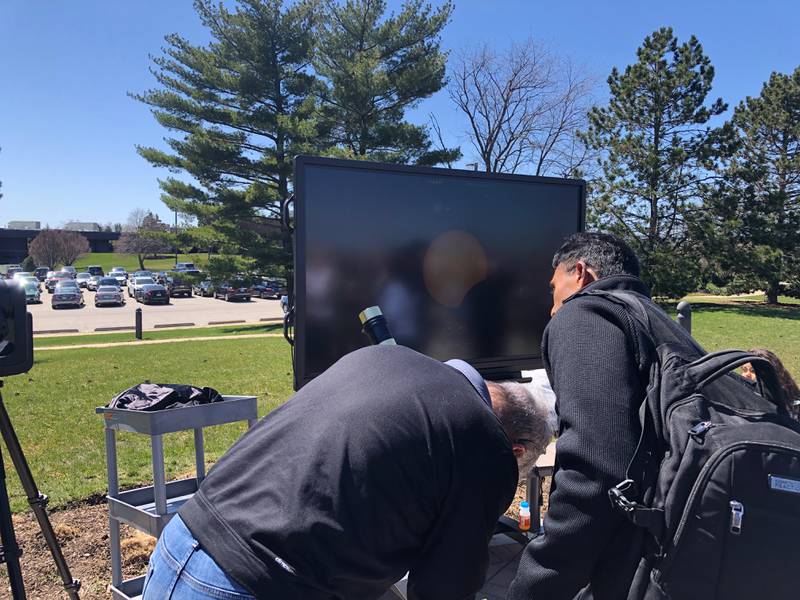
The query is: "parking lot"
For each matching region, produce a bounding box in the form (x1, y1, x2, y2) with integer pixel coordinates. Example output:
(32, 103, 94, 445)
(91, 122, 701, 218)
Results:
(29, 288, 285, 334)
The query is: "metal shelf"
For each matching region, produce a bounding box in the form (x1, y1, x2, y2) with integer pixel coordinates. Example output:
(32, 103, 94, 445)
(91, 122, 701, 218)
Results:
(99, 395, 258, 599)
(108, 478, 198, 537)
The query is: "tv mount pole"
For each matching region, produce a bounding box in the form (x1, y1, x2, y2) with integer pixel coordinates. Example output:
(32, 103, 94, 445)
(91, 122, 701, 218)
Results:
(0, 381, 81, 600)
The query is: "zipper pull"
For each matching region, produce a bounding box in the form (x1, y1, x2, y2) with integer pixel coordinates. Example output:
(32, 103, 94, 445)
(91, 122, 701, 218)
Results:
(730, 500, 744, 535)
(689, 421, 714, 441)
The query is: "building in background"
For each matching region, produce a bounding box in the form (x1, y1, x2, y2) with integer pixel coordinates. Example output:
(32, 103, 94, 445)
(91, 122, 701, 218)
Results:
(6, 220, 41, 230)
(0, 228, 120, 264)
(64, 221, 101, 232)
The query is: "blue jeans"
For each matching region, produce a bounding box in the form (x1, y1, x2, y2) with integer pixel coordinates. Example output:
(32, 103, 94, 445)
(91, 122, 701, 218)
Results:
(142, 515, 255, 599)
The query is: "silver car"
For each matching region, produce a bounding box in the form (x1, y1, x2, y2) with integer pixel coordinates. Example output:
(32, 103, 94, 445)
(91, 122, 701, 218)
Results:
(95, 286, 125, 307)
(128, 276, 155, 297)
(76, 272, 93, 288)
(52, 282, 84, 308)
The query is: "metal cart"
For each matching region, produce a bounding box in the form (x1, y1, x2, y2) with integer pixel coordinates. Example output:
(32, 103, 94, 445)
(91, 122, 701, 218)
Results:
(97, 396, 258, 600)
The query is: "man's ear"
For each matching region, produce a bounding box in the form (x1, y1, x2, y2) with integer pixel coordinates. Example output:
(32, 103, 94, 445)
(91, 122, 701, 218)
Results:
(574, 261, 598, 287)
(512, 443, 526, 458)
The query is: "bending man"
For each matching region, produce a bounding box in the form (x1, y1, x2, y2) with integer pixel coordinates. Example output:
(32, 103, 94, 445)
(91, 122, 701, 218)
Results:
(143, 344, 553, 600)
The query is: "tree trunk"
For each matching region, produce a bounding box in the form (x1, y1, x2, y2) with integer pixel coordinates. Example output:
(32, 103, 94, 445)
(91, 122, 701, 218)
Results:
(138, 254, 145, 271)
(766, 282, 780, 305)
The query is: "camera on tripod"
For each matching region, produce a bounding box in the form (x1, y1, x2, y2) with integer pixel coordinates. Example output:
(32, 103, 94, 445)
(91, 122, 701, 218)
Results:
(0, 280, 33, 377)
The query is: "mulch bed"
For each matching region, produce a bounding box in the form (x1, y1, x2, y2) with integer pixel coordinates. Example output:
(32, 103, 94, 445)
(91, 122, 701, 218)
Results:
(0, 500, 152, 599)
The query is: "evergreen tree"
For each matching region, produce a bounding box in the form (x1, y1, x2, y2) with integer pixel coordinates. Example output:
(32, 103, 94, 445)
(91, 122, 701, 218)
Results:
(134, 0, 321, 272)
(314, 0, 459, 164)
(703, 67, 800, 304)
(582, 27, 732, 297)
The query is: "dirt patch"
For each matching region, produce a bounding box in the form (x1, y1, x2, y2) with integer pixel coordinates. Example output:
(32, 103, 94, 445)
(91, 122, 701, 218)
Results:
(0, 502, 152, 599)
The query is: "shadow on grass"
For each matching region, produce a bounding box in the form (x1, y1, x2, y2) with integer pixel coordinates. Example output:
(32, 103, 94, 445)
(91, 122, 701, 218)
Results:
(218, 323, 282, 335)
(659, 300, 800, 321)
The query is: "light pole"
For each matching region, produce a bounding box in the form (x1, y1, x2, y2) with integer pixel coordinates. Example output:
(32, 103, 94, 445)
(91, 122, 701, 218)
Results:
(465, 162, 479, 171)
(174, 210, 178, 267)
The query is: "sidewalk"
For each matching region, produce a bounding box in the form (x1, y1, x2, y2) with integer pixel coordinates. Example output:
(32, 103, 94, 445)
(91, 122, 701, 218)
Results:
(35, 332, 284, 351)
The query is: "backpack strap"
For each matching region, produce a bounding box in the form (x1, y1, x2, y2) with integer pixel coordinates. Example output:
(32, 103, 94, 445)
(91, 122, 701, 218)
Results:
(685, 349, 788, 412)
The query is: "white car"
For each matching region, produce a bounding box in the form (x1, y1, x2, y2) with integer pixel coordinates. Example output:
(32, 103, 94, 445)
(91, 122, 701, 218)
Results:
(128, 276, 155, 297)
(110, 267, 128, 284)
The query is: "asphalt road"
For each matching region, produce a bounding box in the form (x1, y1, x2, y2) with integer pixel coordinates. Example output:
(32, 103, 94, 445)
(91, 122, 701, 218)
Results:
(28, 288, 286, 334)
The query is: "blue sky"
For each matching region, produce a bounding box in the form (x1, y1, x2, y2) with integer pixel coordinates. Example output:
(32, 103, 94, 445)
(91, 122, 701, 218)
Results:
(1, 0, 797, 227)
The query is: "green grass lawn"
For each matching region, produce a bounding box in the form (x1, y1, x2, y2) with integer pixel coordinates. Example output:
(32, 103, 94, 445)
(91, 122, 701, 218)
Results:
(2, 337, 293, 511)
(72, 252, 209, 274)
(34, 322, 282, 348)
(673, 296, 800, 377)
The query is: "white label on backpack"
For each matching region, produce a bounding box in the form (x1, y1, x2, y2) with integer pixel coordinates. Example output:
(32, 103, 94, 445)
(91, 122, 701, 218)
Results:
(769, 475, 800, 495)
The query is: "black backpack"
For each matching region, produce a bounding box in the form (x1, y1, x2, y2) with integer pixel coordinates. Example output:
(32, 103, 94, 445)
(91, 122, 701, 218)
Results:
(586, 290, 800, 600)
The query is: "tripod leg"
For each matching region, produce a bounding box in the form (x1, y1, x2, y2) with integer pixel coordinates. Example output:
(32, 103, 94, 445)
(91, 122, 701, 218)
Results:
(0, 444, 27, 599)
(0, 391, 80, 599)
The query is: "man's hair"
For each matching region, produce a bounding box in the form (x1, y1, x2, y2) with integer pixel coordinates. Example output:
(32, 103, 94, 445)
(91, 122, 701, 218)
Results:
(552, 232, 640, 278)
(487, 381, 554, 459)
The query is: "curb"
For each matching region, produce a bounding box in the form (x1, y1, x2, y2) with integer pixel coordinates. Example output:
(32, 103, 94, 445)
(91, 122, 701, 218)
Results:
(95, 326, 135, 332)
(153, 322, 195, 329)
(207, 320, 246, 325)
(33, 328, 80, 335)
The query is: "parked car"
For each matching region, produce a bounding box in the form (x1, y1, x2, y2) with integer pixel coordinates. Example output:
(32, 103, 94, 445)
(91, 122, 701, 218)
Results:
(214, 281, 251, 302)
(128, 276, 155, 297)
(109, 267, 128, 283)
(193, 280, 214, 297)
(136, 283, 169, 305)
(175, 262, 196, 271)
(51, 281, 84, 308)
(94, 286, 125, 307)
(87, 265, 104, 277)
(280, 294, 289, 314)
(34, 267, 50, 281)
(23, 282, 41, 304)
(167, 274, 192, 297)
(19, 275, 41, 292)
(97, 276, 121, 289)
(154, 271, 169, 285)
(11, 271, 33, 284)
(75, 272, 93, 288)
(61, 265, 77, 278)
(5, 266, 22, 279)
(86, 275, 103, 291)
(132, 270, 154, 280)
(46, 272, 73, 293)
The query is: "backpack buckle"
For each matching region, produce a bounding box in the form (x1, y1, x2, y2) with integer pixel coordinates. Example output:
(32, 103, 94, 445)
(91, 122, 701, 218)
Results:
(609, 479, 639, 512)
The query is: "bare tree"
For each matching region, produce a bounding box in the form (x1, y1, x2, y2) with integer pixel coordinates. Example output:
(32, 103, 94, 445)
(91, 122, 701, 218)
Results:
(449, 38, 594, 176)
(28, 230, 63, 269)
(60, 231, 90, 265)
(116, 210, 171, 270)
(28, 229, 90, 268)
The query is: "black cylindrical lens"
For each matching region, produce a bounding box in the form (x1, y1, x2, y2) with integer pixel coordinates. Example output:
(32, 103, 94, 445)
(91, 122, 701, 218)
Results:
(359, 306, 397, 346)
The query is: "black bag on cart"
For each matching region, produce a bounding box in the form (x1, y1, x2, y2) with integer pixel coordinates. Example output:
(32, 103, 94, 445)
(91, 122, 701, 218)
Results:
(593, 291, 800, 600)
(108, 383, 223, 411)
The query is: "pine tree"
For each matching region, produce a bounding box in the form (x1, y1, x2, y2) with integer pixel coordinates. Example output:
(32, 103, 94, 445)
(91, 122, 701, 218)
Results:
(582, 27, 732, 297)
(134, 0, 321, 272)
(704, 67, 800, 304)
(314, 0, 459, 164)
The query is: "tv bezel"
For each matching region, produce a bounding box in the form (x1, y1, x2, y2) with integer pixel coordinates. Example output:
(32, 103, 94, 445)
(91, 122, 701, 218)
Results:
(293, 155, 586, 389)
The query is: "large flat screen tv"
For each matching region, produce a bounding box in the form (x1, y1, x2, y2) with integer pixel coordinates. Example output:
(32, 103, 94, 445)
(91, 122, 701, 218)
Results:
(293, 156, 585, 389)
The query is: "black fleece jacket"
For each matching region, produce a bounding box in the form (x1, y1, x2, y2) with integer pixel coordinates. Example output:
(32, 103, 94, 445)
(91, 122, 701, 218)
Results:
(509, 275, 668, 600)
(180, 344, 518, 600)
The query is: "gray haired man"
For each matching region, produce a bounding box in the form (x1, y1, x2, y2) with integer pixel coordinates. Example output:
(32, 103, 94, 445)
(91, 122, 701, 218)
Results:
(143, 344, 553, 600)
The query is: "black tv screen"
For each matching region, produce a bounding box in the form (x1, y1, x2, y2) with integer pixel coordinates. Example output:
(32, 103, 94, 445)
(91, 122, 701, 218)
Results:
(293, 156, 585, 389)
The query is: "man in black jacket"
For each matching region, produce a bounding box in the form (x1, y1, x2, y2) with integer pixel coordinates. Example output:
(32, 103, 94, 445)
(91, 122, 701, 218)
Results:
(143, 344, 553, 600)
(508, 232, 693, 600)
